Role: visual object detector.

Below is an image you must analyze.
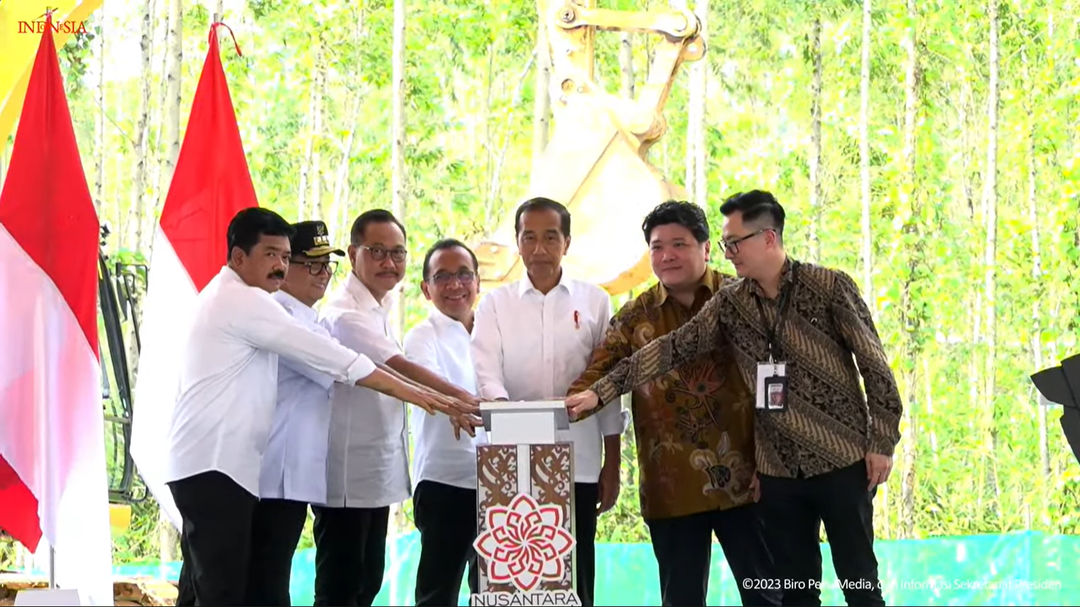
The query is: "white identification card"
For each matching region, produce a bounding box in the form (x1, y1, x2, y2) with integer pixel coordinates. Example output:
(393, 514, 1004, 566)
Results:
(755, 361, 789, 411)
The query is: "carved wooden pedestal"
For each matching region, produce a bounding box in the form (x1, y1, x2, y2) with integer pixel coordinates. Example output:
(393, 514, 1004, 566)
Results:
(471, 443, 581, 606)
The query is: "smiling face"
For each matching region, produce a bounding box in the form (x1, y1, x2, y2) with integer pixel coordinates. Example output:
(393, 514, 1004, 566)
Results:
(347, 220, 407, 302)
(648, 222, 710, 293)
(282, 253, 333, 307)
(230, 234, 291, 293)
(420, 245, 479, 323)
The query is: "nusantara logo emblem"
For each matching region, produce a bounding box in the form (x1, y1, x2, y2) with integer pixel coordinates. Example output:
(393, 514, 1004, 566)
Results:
(473, 493, 575, 592)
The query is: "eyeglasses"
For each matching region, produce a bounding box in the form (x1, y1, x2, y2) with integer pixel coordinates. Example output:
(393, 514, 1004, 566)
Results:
(718, 228, 772, 254)
(360, 245, 408, 263)
(291, 259, 338, 275)
(429, 269, 477, 286)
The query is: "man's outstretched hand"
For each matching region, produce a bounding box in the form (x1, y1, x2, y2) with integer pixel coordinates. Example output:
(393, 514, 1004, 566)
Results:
(565, 389, 600, 420)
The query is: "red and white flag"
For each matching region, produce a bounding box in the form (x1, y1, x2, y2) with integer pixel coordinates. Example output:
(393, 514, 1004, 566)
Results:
(0, 15, 112, 605)
(131, 23, 258, 527)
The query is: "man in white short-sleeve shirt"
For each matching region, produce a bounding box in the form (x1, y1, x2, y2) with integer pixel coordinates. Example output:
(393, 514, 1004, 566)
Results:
(315, 209, 481, 607)
(471, 198, 625, 607)
(404, 239, 485, 606)
(166, 208, 458, 607)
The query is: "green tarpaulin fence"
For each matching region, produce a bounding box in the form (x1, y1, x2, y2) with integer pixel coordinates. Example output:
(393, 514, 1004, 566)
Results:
(113, 530, 1078, 605)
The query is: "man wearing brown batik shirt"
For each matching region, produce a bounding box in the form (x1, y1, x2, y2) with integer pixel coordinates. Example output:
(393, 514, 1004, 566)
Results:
(567, 191, 903, 607)
(570, 201, 778, 607)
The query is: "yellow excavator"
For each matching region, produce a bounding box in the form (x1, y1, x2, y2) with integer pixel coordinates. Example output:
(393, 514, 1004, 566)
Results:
(473, 0, 705, 295)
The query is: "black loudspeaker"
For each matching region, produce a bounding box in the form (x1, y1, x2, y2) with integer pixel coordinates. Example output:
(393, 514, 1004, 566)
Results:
(1030, 354, 1080, 465)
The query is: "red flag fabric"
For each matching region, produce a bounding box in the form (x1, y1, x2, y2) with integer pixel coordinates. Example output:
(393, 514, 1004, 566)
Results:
(131, 23, 259, 527)
(158, 23, 258, 292)
(0, 12, 112, 604)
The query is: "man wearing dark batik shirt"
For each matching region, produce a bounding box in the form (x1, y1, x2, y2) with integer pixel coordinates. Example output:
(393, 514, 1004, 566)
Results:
(567, 191, 902, 607)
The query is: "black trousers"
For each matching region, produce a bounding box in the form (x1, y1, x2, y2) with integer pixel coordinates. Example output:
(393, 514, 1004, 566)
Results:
(413, 481, 480, 606)
(175, 537, 195, 606)
(646, 504, 781, 606)
(757, 461, 885, 607)
(246, 498, 309, 606)
(311, 504, 390, 606)
(168, 471, 258, 606)
(574, 482, 599, 607)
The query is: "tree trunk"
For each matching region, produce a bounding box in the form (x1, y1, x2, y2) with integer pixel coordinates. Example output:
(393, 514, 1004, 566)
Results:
(619, 32, 634, 98)
(487, 54, 537, 217)
(532, 0, 551, 173)
(859, 0, 872, 300)
(1024, 13, 1049, 482)
(127, 0, 156, 253)
(924, 356, 936, 459)
(93, 10, 106, 215)
(981, 0, 1001, 520)
(389, 0, 408, 536)
(332, 8, 367, 238)
(687, 0, 708, 209)
(808, 14, 822, 263)
(312, 46, 327, 220)
(297, 43, 319, 221)
(158, 0, 182, 218)
(154, 0, 183, 561)
(391, 0, 407, 230)
(331, 110, 357, 238)
(897, 0, 920, 539)
(390, 0, 407, 340)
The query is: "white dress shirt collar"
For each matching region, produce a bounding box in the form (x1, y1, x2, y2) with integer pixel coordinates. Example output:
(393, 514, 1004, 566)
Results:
(517, 268, 575, 298)
(345, 271, 393, 313)
(428, 306, 469, 333)
(274, 289, 318, 324)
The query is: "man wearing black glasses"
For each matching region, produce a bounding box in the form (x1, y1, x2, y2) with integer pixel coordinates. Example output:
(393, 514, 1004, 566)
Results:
(316, 210, 482, 606)
(567, 190, 902, 606)
(246, 219, 345, 605)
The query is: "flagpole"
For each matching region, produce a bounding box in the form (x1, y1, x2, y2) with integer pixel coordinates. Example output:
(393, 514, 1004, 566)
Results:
(48, 544, 56, 588)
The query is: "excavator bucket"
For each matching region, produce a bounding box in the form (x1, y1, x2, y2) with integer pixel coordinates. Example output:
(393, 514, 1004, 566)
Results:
(476, 98, 684, 294)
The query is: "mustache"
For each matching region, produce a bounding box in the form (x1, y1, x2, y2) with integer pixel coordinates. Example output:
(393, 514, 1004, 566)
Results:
(268, 270, 285, 280)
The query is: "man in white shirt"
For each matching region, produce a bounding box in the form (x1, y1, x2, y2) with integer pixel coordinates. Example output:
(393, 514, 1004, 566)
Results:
(245, 220, 345, 606)
(404, 239, 483, 606)
(471, 198, 625, 607)
(316, 209, 482, 607)
(166, 208, 463, 606)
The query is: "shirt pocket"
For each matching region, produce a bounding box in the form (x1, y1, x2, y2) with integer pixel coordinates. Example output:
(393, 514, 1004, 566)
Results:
(560, 308, 600, 380)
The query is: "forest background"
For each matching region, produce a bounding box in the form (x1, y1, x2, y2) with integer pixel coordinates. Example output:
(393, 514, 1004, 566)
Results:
(1, 0, 1079, 566)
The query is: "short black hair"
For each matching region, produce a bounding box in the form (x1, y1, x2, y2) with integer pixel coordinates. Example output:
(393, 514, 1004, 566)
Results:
(514, 197, 571, 238)
(226, 207, 294, 259)
(350, 209, 407, 245)
(641, 200, 710, 244)
(719, 190, 786, 239)
(422, 238, 479, 282)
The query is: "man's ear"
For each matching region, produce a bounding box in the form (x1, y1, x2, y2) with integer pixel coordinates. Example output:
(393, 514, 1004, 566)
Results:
(563, 234, 571, 254)
(767, 229, 781, 249)
(420, 280, 433, 301)
(703, 239, 712, 261)
(229, 245, 244, 267)
(347, 244, 359, 269)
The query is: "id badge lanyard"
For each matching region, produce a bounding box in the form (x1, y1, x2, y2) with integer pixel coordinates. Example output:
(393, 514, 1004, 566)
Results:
(755, 262, 799, 363)
(755, 263, 798, 411)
